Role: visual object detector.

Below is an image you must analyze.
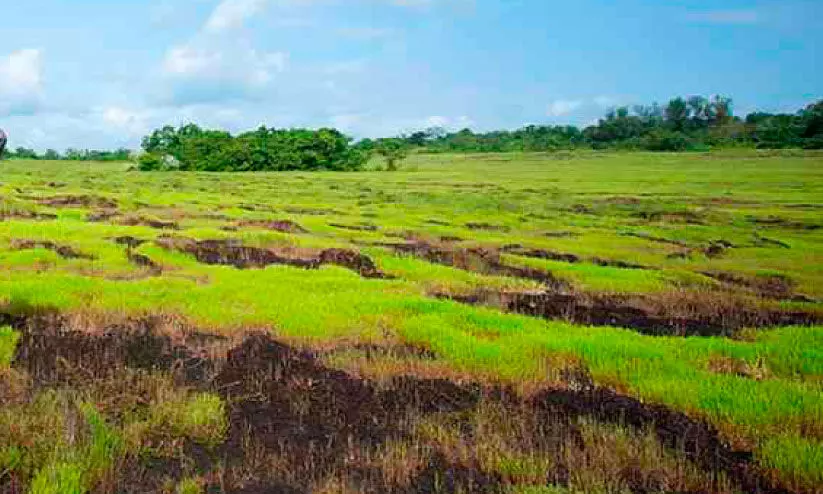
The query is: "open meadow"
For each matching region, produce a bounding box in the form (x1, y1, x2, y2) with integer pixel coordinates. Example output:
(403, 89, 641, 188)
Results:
(1, 151, 822, 493)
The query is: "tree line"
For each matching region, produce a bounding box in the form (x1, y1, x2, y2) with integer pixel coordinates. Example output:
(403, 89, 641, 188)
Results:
(137, 125, 368, 171)
(3, 147, 133, 162)
(3, 95, 821, 171)
(380, 97, 823, 153)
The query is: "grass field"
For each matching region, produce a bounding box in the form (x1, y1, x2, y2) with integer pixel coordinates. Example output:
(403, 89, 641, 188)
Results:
(0, 151, 821, 493)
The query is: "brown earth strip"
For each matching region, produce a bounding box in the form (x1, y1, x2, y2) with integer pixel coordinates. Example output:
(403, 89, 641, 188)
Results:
(119, 215, 180, 230)
(236, 219, 308, 234)
(425, 219, 451, 226)
(113, 236, 148, 249)
(387, 241, 566, 288)
(37, 194, 118, 209)
(465, 222, 511, 232)
(501, 245, 581, 264)
(157, 237, 390, 279)
(0, 210, 58, 221)
(750, 216, 822, 231)
(284, 207, 344, 216)
(10, 239, 95, 260)
(127, 252, 162, 275)
(621, 231, 691, 247)
(86, 209, 119, 222)
(700, 271, 815, 302)
(631, 210, 707, 225)
(329, 222, 379, 232)
(753, 235, 792, 249)
(502, 245, 653, 270)
(440, 290, 822, 337)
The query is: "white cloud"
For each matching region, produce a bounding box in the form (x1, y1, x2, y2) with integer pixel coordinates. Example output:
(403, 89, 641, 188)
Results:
(205, 0, 267, 32)
(547, 99, 582, 117)
(0, 49, 44, 116)
(424, 115, 449, 127)
(422, 115, 473, 129)
(686, 10, 759, 25)
(164, 45, 222, 76)
(158, 0, 287, 105)
(101, 106, 150, 135)
(161, 39, 287, 103)
(593, 96, 617, 107)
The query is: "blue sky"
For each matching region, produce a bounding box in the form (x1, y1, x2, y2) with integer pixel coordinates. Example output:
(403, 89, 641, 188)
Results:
(1, 0, 821, 150)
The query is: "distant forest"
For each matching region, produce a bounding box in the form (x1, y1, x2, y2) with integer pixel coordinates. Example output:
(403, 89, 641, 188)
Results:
(3, 96, 821, 171)
(374, 96, 823, 153)
(3, 147, 132, 162)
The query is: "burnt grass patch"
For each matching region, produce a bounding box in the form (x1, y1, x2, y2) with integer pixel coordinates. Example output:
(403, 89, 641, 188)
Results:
(37, 194, 118, 209)
(502, 245, 652, 270)
(701, 271, 814, 302)
(0, 209, 58, 221)
(3, 315, 793, 493)
(127, 251, 162, 274)
(329, 222, 379, 232)
(86, 208, 119, 222)
(388, 241, 566, 288)
(441, 290, 822, 337)
(465, 222, 511, 232)
(10, 239, 95, 260)
(113, 235, 148, 249)
(237, 219, 308, 234)
(157, 237, 390, 279)
(120, 215, 181, 230)
(750, 216, 823, 231)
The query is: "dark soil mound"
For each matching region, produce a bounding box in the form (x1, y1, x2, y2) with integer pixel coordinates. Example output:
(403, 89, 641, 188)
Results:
(157, 237, 389, 279)
(389, 241, 566, 288)
(238, 219, 309, 234)
(446, 290, 822, 337)
(120, 216, 180, 230)
(113, 236, 148, 248)
(10, 239, 95, 260)
(329, 222, 379, 232)
(319, 248, 389, 279)
(38, 194, 118, 209)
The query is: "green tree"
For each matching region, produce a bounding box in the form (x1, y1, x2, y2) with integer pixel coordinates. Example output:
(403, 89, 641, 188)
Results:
(375, 138, 408, 171)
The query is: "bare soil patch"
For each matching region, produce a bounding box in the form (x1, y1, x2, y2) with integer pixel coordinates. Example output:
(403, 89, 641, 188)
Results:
(442, 290, 822, 337)
(465, 222, 511, 232)
(701, 271, 813, 302)
(502, 245, 652, 270)
(37, 194, 118, 209)
(237, 219, 308, 234)
(119, 215, 181, 230)
(632, 209, 707, 225)
(750, 216, 822, 231)
(86, 209, 119, 222)
(329, 222, 379, 232)
(10, 239, 95, 260)
(157, 237, 390, 279)
(113, 236, 148, 249)
(0, 210, 58, 221)
(388, 241, 566, 288)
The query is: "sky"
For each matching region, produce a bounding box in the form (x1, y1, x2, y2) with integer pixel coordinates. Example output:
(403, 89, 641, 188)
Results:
(0, 0, 821, 150)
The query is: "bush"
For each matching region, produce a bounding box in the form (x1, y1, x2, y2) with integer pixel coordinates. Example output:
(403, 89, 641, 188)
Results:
(642, 130, 691, 151)
(139, 125, 368, 172)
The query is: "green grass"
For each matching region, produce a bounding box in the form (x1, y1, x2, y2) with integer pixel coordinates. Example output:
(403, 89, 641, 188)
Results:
(0, 152, 821, 487)
(145, 392, 227, 448)
(0, 326, 20, 368)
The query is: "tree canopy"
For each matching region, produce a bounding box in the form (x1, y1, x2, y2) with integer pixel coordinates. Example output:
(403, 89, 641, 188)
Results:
(138, 125, 369, 172)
